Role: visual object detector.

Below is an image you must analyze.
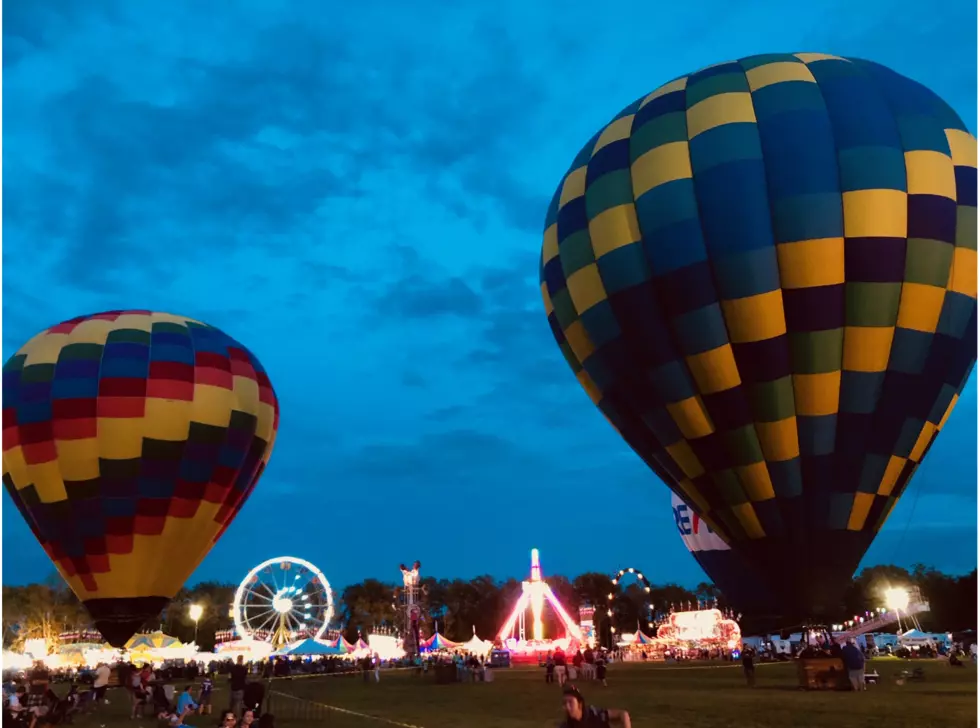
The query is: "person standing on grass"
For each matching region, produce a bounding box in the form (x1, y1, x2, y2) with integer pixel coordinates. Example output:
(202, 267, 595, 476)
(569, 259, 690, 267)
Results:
(198, 675, 213, 716)
(554, 648, 568, 686)
(841, 638, 866, 692)
(559, 685, 631, 728)
(92, 662, 110, 705)
(741, 647, 756, 687)
(229, 655, 248, 718)
(595, 652, 608, 687)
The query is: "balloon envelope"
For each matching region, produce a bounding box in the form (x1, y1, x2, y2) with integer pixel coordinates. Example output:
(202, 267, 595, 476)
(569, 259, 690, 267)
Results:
(671, 490, 772, 616)
(541, 54, 977, 621)
(2, 311, 279, 646)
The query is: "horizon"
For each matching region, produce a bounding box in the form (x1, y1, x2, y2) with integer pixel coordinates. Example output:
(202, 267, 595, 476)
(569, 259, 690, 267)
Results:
(3, 1, 978, 595)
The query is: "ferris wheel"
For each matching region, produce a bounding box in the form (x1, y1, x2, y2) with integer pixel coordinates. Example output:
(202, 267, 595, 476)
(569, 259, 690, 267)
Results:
(233, 556, 334, 648)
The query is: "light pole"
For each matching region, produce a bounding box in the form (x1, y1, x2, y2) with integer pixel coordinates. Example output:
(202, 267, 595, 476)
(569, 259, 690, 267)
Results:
(189, 604, 204, 644)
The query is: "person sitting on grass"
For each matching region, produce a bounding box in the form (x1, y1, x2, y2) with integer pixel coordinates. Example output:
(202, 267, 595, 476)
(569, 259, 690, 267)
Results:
(176, 686, 198, 717)
(559, 685, 630, 728)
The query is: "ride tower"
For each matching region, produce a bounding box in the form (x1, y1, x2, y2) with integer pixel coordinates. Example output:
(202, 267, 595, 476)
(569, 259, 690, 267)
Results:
(399, 561, 423, 658)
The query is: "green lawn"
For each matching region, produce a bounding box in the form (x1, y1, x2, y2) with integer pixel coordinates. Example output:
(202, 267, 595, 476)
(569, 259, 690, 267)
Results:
(64, 659, 976, 728)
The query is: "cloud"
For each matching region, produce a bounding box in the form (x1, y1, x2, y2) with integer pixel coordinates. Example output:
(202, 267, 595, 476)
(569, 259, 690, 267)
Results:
(2, 0, 976, 593)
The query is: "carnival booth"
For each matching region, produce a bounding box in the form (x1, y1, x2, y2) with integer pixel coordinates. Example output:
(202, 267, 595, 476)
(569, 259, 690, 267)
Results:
(656, 609, 741, 659)
(618, 629, 664, 660)
(215, 638, 274, 662)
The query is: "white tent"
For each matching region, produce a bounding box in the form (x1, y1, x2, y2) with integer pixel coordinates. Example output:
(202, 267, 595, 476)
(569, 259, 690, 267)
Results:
(461, 632, 493, 655)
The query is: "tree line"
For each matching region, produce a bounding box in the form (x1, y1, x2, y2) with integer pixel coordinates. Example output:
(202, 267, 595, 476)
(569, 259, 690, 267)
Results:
(3, 564, 975, 652)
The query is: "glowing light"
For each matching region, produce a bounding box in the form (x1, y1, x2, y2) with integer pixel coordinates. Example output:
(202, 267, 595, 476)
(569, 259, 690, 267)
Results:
(189, 604, 204, 623)
(368, 634, 404, 660)
(497, 548, 584, 645)
(530, 585, 545, 641)
(273, 596, 294, 614)
(657, 609, 741, 647)
(530, 548, 542, 582)
(24, 639, 48, 660)
(884, 587, 909, 611)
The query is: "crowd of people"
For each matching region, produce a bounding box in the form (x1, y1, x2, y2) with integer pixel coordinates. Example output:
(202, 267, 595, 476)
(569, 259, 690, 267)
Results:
(2, 656, 274, 728)
(544, 646, 609, 687)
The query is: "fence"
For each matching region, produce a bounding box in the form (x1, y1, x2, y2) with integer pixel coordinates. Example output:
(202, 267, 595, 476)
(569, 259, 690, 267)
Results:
(259, 671, 426, 727)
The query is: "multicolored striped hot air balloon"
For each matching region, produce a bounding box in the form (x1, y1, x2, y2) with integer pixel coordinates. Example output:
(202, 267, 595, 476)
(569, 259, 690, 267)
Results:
(540, 53, 977, 622)
(2, 311, 279, 646)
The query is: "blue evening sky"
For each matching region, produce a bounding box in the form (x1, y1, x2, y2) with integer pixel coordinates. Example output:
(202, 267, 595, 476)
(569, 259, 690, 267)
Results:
(3, 0, 977, 592)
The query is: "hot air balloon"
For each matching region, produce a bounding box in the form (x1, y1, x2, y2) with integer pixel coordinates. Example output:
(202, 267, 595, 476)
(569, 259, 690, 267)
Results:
(670, 490, 772, 616)
(541, 54, 977, 623)
(2, 311, 279, 647)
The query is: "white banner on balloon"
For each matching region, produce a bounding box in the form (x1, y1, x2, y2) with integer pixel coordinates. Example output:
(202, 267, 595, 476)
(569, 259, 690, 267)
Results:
(670, 492, 730, 553)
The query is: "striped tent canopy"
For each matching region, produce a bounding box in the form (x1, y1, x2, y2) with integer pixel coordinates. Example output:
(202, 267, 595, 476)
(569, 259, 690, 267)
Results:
(125, 631, 181, 650)
(421, 632, 459, 652)
(633, 630, 658, 646)
(321, 636, 352, 654)
(353, 638, 369, 651)
(272, 638, 339, 657)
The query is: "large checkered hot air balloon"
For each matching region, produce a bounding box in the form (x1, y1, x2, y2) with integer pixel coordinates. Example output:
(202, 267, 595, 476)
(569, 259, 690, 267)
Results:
(541, 53, 977, 623)
(3, 311, 279, 646)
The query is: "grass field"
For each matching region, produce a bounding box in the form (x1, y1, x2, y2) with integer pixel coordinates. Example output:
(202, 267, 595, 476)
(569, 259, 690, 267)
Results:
(64, 659, 976, 728)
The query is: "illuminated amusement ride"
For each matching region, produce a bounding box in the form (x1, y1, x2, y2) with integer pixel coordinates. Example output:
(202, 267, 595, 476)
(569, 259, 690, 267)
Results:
(497, 549, 584, 662)
(232, 556, 335, 649)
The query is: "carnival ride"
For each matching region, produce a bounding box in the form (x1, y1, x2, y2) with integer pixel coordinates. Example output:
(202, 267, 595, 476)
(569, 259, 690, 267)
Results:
(232, 556, 334, 649)
(497, 549, 583, 661)
(396, 560, 424, 657)
(608, 568, 655, 629)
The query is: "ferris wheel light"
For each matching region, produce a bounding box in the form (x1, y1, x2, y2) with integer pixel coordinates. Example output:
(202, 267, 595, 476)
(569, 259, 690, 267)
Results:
(302, 595, 309, 600)
(273, 596, 294, 614)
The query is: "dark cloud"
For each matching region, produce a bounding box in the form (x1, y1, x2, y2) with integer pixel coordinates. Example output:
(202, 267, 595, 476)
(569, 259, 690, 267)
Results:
(400, 371, 427, 388)
(374, 275, 484, 319)
(345, 429, 541, 480)
(5, 5, 551, 292)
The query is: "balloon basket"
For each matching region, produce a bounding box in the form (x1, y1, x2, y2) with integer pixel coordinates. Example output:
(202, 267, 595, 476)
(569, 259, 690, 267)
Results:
(797, 657, 850, 691)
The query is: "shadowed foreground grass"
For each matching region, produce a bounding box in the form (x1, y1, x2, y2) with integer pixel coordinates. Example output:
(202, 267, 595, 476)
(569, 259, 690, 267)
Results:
(66, 659, 976, 728)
